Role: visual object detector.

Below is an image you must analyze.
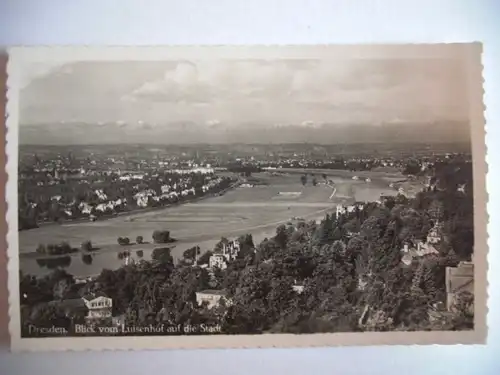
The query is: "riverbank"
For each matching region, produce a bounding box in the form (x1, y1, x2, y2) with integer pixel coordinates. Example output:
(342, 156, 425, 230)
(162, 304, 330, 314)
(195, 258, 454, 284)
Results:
(25, 178, 241, 231)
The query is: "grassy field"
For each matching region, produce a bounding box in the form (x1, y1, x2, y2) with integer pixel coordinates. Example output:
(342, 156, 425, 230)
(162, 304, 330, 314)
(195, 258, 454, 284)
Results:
(19, 172, 401, 277)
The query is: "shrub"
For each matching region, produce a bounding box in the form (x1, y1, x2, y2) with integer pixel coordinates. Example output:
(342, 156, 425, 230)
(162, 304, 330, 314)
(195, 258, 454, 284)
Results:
(197, 251, 213, 265)
(151, 247, 173, 264)
(82, 254, 93, 265)
(152, 230, 171, 244)
(136, 236, 143, 244)
(81, 240, 93, 252)
(136, 250, 144, 258)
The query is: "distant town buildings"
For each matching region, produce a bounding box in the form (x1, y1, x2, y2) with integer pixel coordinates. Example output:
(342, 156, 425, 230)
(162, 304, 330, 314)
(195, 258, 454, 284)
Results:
(169, 167, 214, 175)
(336, 203, 364, 219)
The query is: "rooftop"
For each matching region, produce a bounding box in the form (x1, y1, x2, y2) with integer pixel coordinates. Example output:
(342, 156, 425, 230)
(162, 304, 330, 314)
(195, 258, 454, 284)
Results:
(196, 290, 227, 296)
(82, 291, 109, 301)
(446, 263, 474, 294)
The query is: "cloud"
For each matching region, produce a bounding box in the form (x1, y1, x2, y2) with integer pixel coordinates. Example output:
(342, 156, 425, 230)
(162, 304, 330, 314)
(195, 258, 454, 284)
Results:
(129, 62, 215, 104)
(206, 119, 221, 127)
(20, 56, 469, 126)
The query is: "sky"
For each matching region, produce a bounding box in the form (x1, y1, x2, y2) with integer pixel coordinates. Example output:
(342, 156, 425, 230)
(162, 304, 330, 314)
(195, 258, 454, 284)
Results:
(18, 51, 472, 144)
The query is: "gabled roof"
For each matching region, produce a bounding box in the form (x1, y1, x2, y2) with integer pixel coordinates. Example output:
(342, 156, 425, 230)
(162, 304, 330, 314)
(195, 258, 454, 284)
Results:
(82, 291, 109, 301)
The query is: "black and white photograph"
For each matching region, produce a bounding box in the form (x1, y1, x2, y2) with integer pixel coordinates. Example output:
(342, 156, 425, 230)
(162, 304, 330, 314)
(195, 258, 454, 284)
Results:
(6, 45, 487, 350)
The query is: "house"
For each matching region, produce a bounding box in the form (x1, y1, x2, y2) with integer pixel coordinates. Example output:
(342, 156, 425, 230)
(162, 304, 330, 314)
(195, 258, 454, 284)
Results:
(400, 221, 442, 265)
(209, 253, 227, 269)
(426, 221, 442, 244)
(82, 292, 113, 320)
(195, 290, 229, 309)
(208, 239, 241, 269)
(222, 240, 240, 261)
(336, 203, 364, 219)
(445, 260, 474, 312)
(400, 241, 439, 266)
(292, 285, 305, 294)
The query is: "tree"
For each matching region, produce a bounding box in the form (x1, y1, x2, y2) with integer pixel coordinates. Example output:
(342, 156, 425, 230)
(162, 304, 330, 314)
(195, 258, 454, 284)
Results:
(300, 175, 308, 186)
(81, 240, 93, 252)
(36, 244, 46, 254)
(136, 235, 144, 244)
(50, 269, 75, 300)
(152, 230, 171, 244)
(197, 251, 213, 265)
(117, 237, 130, 246)
(82, 254, 93, 265)
(214, 237, 229, 253)
(183, 246, 200, 261)
(152, 247, 174, 265)
(275, 225, 289, 249)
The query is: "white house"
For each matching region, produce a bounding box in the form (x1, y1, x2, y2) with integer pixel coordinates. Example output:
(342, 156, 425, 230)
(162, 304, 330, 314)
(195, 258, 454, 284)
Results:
(208, 239, 241, 269)
(400, 241, 439, 266)
(223, 240, 240, 260)
(426, 221, 442, 244)
(292, 285, 305, 294)
(209, 253, 227, 269)
(82, 293, 113, 320)
(195, 290, 229, 309)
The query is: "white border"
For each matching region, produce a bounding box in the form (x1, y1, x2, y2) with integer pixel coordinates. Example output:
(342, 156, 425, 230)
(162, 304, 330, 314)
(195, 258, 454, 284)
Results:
(6, 45, 488, 351)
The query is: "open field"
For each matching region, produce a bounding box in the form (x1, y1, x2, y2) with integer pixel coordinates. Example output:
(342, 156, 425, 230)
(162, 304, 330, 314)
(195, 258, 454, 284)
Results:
(19, 172, 403, 277)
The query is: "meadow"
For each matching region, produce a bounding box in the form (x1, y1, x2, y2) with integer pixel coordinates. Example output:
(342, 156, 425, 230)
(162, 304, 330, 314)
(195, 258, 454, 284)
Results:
(19, 172, 399, 277)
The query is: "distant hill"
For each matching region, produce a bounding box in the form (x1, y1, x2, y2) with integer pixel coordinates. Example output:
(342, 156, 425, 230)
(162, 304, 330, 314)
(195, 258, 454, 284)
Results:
(19, 121, 471, 145)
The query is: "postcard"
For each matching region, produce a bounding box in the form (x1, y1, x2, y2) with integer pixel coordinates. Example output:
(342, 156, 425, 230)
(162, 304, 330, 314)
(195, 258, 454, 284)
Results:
(5, 44, 487, 351)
